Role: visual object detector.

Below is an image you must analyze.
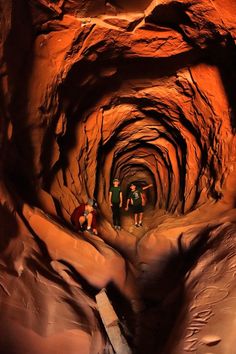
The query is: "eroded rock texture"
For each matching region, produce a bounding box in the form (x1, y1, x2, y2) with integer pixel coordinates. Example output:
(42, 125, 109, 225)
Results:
(1, 1, 236, 353)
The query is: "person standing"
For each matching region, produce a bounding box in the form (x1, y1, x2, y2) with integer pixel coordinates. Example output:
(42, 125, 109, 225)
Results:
(125, 183, 153, 227)
(109, 178, 123, 230)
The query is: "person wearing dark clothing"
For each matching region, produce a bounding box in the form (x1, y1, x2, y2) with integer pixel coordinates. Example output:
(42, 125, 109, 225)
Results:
(109, 178, 123, 230)
(71, 199, 98, 235)
(125, 183, 153, 227)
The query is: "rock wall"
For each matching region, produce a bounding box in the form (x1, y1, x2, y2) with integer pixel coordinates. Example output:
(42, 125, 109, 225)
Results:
(1, 1, 236, 353)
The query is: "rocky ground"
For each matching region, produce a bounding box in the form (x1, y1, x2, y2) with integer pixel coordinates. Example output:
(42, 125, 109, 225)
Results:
(0, 0, 236, 353)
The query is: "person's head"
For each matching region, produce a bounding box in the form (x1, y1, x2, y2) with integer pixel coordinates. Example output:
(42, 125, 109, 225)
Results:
(87, 199, 97, 212)
(113, 178, 120, 187)
(130, 183, 136, 191)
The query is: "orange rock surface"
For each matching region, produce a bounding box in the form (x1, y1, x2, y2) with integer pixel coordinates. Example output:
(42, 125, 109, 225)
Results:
(1, 0, 236, 353)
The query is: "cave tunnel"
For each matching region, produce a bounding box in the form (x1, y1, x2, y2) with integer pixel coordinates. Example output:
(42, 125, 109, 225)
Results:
(1, 1, 236, 354)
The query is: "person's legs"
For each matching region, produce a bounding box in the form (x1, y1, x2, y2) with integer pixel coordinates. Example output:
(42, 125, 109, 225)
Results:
(112, 205, 117, 226)
(112, 204, 120, 228)
(134, 213, 138, 226)
(139, 212, 143, 225)
(79, 216, 86, 227)
(86, 213, 93, 228)
(117, 206, 121, 228)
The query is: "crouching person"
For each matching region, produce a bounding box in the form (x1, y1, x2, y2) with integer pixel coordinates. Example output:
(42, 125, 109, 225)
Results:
(71, 199, 98, 235)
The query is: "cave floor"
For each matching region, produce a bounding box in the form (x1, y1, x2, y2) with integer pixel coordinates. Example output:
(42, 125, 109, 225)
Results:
(120, 207, 169, 238)
(116, 199, 235, 239)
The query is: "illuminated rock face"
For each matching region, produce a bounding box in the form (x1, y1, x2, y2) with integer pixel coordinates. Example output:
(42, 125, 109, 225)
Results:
(0, 1, 236, 353)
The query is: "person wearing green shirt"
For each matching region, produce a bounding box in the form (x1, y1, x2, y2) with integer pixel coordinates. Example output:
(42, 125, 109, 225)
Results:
(125, 183, 153, 227)
(109, 178, 123, 230)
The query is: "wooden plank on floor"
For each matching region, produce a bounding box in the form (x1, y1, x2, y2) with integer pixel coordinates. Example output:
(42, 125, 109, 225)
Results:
(96, 288, 132, 354)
